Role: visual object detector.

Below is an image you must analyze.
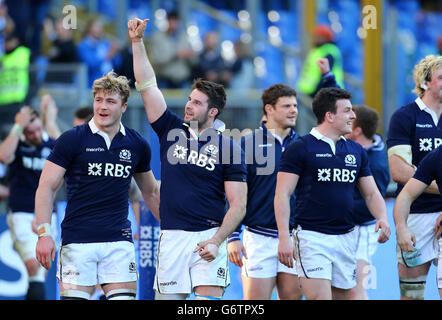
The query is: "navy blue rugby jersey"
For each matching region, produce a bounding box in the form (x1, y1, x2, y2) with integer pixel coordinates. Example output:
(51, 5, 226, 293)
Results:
(413, 145, 442, 197)
(352, 134, 390, 226)
(231, 122, 298, 239)
(150, 109, 247, 231)
(47, 121, 151, 245)
(8, 132, 55, 213)
(387, 98, 442, 213)
(279, 128, 372, 235)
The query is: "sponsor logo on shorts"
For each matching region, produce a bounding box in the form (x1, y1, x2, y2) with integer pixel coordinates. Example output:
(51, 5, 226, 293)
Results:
(217, 267, 226, 279)
(160, 281, 177, 287)
(306, 267, 324, 273)
(129, 262, 137, 273)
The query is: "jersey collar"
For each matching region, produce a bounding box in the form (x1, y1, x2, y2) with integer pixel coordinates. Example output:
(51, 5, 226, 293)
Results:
(415, 97, 439, 127)
(310, 127, 346, 155)
(88, 118, 126, 149)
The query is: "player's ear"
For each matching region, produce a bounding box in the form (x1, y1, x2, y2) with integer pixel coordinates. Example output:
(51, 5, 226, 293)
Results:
(209, 107, 218, 118)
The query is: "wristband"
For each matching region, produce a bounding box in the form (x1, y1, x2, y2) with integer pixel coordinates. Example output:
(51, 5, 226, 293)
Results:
(11, 123, 24, 137)
(135, 76, 157, 92)
(37, 223, 52, 238)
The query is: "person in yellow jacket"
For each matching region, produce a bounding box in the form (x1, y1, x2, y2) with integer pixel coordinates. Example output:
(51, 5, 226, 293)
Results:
(298, 25, 344, 98)
(0, 31, 31, 138)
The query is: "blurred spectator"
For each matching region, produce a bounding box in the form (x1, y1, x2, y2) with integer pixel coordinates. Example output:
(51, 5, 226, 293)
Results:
(73, 106, 94, 127)
(114, 37, 136, 88)
(298, 25, 344, 98)
(0, 17, 31, 139)
(438, 36, 442, 55)
(5, 0, 51, 61)
(226, 39, 254, 89)
(77, 17, 121, 88)
(43, 17, 78, 83)
(149, 10, 197, 88)
(193, 31, 232, 87)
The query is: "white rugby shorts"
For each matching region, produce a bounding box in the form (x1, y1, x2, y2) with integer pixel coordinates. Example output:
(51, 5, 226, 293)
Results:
(7, 212, 57, 262)
(57, 241, 138, 286)
(293, 226, 359, 290)
(154, 228, 230, 294)
(241, 228, 297, 278)
(396, 212, 440, 268)
(355, 223, 379, 264)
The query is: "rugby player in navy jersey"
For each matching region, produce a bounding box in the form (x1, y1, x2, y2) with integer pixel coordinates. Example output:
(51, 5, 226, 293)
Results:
(394, 145, 442, 298)
(275, 87, 390, 300)
(35, 72, 160, 300)
(387, 54, 442, 300)
(345, 105, 390, 300)
(0, 106, 57, 300)
(130, 18, 247, 300)
(227, 84, 302, 300)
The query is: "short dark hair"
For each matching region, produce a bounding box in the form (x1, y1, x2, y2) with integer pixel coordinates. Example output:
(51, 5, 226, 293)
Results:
(75, 106, 94, 122)
(352, 105, 379, 139)
(192, 78, 226, 118)
(261, 84, 297, 115)
(312, 87, 351, 124)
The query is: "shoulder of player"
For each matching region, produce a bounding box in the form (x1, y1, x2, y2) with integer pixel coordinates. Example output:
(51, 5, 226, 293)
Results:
(391, 101, 419, 120)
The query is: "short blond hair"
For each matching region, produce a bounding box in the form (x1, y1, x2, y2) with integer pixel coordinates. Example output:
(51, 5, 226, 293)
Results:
(92, 71, 131, 104)
(413, 55, 442, 98)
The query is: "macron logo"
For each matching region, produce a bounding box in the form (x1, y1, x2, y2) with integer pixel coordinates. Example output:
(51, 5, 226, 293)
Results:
(86, 147, 105, 152)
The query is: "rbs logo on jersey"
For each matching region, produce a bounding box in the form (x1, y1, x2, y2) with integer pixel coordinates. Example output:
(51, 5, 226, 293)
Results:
(317, 168, 357, 183)
(88, 162, 131, 178)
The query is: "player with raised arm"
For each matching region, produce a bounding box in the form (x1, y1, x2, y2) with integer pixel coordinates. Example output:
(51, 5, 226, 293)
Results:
(35, 71, 160, 300)
(275, 87, 390, 300)
(129, 18, 247, 300)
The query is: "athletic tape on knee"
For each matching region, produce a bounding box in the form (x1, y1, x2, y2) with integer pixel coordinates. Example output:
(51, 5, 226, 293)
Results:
(60, 289, 90, 300)
(399, 275, 426, 299)
(105, 289, 137, 300)
(195, 294, 222, 300)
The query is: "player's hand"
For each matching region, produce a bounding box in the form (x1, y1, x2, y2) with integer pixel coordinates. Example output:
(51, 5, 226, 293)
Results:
(278, 236, 295, 268)
(15, 106, 32, 128)
(375, 219, 391, 243)
(396, 224, 416, 252)
(194, 239, 219, 263)
(227, 240, 247, 267)
(434, 214, 442, 240)
(317, 58, 330, 75)
(40, 94, 58, 124)
(36, 236, 56, 270)
(128, 18, 149, 41)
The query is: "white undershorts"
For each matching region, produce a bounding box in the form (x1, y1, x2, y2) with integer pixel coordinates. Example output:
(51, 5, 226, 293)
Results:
(355, 223, 379, 264)
(154, 228, 230, 294)
(396, 212, 440, 268)
(293, 226, 358, 290)
(241, 228, 297, 278)
(57, 241, 138, 286)
(7, 212, 57, 262)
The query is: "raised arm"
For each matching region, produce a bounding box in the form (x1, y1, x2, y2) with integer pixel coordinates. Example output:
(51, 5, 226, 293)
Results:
(35, 160, 66, 270)
(128, 18, 167, 123)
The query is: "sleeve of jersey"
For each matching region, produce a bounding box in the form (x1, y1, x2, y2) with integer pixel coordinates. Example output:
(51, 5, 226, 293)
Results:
(358, 147, 372, 178)
(278, 139, 305, 175)
(135, 138, 152, 173)
(150, 109, 183, 140)
(413, 148, 438, 185)
(386, 108, 413, 149)
(46, 130, 76, 169)
(223, 140, 247, 182)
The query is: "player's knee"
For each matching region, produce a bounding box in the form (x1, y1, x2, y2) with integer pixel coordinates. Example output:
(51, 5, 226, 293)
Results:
(25, 259, 43, 279)
(399, 275, 426, 299)
(105, 288, 137, 300)
(194, 294, 222, 300)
